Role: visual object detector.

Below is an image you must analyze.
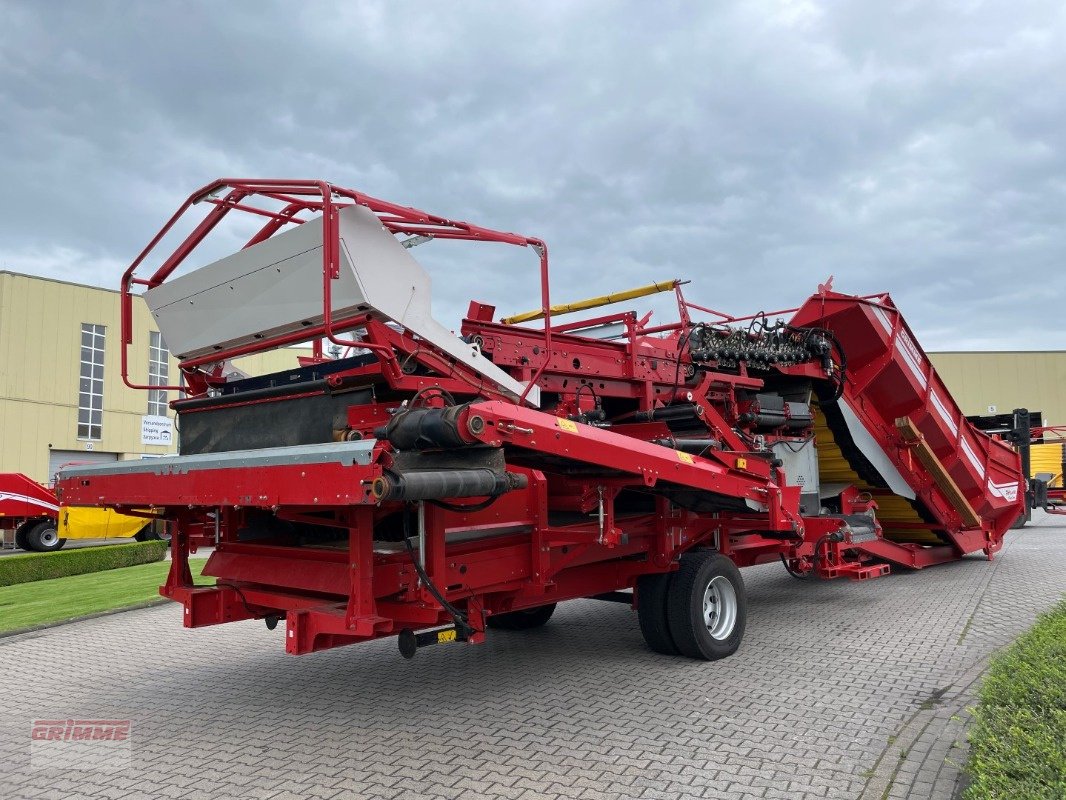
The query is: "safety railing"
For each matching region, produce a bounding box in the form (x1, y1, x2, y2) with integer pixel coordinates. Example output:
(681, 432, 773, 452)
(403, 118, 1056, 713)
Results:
(119, 178, 551, 404)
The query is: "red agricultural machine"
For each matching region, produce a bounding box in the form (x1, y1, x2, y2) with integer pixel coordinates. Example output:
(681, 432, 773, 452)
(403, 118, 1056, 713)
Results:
(55, 179, 1024, 660)
(0, 473, 61, 551)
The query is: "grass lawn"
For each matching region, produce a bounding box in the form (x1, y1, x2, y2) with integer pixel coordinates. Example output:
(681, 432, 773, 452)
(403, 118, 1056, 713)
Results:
(0, 558, 211, 633)
(965, 599, 1066, 799)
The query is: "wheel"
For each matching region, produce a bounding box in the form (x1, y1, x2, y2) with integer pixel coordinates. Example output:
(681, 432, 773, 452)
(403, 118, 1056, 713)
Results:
(666, 551, 746, 661)
(24, 520, 66, 552)
(14, 520, 36, 551)
(486, 603, 557, 630)
(636, 572, 679, 655)
(135, 520, 171, 541)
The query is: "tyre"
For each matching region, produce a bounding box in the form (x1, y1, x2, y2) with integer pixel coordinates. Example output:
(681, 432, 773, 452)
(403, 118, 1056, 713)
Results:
(486, 603, 557, 630)
(25, 520, 66, 552)
(666, 551, 746, 661)
(636, 572, 679, 655)
(14, 520, 38, 551)
(135, 520, 171, 541)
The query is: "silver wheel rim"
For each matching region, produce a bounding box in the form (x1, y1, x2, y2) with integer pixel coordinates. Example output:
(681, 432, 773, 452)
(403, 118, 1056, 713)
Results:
(702, 575, 738, 640)
(39, 528, 58, 547)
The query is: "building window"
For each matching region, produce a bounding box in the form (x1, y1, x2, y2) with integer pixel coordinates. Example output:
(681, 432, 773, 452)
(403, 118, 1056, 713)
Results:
(78, 324, 105, 440)
(148, 331, 170, 416)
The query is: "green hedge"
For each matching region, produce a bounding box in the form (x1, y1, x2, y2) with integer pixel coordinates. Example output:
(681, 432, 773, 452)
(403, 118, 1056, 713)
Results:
(965, 599, 1066, 799)
(0, 541, 168, 587)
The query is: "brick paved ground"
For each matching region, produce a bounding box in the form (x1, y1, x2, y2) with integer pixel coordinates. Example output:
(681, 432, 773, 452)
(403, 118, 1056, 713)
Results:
(2, 515, 1063, 800)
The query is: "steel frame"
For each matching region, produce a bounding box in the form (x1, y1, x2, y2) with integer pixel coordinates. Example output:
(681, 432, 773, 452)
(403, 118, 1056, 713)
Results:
(55, 178, 1027, 657)
(118, 179, 551, 402)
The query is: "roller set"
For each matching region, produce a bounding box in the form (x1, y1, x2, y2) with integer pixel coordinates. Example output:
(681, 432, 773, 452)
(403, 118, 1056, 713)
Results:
(56, 179, 1025, 660)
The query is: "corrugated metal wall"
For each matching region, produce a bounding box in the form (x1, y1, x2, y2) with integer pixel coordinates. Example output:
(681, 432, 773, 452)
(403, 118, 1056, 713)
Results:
(929, 351, 1066, 428)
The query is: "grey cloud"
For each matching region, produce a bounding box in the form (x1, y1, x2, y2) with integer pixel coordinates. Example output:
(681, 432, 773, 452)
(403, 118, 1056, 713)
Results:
(1, 0, 1064, 350)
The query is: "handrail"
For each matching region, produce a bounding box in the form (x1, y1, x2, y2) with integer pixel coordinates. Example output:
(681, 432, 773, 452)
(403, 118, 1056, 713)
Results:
(119, 178, 551, 404)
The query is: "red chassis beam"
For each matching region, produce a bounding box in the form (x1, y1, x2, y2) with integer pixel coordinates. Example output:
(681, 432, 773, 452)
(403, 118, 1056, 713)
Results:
(153, 489, 720, 655)
(456, 400, 803, 534)
(59, 427, 845, 656)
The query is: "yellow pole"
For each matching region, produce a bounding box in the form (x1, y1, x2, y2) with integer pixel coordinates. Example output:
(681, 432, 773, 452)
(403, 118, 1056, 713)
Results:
(501, 279, 678, 325)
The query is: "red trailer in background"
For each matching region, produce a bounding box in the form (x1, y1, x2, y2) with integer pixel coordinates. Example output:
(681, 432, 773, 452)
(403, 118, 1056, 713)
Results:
(55, 179, 1024, 661)
(0, 473, 62, 552)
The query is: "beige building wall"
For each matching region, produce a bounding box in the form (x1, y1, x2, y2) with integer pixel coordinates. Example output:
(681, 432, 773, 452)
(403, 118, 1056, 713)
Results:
(0, 272, 310, 483)
(929, 351, 1066, 428)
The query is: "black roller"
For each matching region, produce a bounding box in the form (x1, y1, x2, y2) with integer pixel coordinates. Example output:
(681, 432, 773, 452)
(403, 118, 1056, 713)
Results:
(382, 405, 473, 450)
(373, 469, 527, 501)
(634, 404, 703, 423)
(653, 437, 719, 454)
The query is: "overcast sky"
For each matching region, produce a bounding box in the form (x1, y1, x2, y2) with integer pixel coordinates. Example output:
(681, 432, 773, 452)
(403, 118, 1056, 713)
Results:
(2, 1, 1064, 350)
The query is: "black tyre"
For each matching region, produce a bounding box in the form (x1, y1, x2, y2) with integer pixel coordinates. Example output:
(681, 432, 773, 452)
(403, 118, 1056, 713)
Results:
(487, 603, 557, 630)
(25, 520, 65, 552)
(134, 520, 170, 542)
(666, 551, 746, 661)
(14, 520, 37, 551)
(636, 572, 679, 655)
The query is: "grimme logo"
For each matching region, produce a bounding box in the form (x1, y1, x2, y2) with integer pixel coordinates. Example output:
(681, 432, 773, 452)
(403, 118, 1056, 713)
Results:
(30, 719, 132, 770)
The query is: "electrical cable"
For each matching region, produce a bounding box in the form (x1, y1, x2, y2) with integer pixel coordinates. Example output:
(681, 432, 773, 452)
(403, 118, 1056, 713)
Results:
(575, 383, 599, 407)
(216, 581, 256, 616)
(669, 323, 705, 403)
(780, 554, 811, 580)
(777, 434, 816, 453)
(401, 505, 480, 635)
(409, 385, 457, 408)
(398, 346, 424, 376)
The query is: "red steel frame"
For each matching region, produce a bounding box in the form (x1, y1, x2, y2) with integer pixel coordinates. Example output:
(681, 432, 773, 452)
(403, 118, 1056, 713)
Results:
(118, 179, 551, 402)
(57, 179, 1024, 656)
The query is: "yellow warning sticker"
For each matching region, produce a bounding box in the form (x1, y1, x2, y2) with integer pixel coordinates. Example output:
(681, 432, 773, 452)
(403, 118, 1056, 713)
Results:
(736, 457, 747, 469)
(437, 629, 457, 644)
(677, 451, 695, 464)
(556, 418, 579, 433)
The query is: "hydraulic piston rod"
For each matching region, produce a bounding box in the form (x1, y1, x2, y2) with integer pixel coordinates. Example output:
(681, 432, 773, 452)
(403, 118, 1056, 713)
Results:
(501, 279, 679, 325)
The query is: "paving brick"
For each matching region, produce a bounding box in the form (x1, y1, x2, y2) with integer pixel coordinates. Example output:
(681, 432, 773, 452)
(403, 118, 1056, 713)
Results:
(1, 516, 1064, 800)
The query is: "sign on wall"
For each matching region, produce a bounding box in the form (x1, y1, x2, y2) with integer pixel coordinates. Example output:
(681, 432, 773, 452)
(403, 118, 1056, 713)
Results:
(140, 415, 174, 446)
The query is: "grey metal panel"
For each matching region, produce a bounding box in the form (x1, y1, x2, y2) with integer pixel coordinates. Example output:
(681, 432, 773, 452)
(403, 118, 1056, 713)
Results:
(771, 438, 820, 515)
(145, 215, 345, 359)
(144, 205, 538, 405)
(57, 440, 377, 480)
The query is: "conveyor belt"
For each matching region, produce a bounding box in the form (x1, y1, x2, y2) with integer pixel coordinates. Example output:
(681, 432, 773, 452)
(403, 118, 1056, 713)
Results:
(57, 440, 377, 478)
(814, 403, 944, 546)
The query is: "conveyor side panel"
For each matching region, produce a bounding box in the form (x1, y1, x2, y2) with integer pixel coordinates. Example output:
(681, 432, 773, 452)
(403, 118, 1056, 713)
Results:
(792, 292, 1023, 548)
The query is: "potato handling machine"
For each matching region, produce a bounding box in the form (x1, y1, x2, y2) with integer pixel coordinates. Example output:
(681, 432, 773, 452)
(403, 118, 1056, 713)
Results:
(55, 179, 1024, 660)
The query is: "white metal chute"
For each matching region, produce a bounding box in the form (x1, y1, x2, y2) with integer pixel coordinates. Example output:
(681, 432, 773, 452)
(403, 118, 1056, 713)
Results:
(144, 204, 538, 405)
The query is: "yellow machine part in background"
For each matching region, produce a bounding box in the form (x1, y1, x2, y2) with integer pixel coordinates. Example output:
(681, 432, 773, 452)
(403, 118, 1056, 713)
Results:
(1030, 443, 1064, 487)
(57, 506, 151, 540)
